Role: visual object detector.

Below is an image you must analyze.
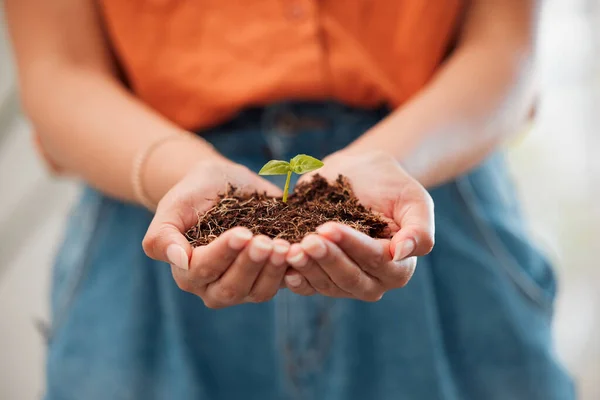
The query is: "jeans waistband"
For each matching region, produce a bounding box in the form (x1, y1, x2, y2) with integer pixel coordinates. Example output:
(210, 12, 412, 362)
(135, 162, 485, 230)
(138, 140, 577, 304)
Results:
(203, 101, 390, 135)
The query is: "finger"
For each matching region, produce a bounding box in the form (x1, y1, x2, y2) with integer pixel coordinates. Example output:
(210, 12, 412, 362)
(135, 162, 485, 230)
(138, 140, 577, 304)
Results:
(286, 242, 348, 297)
(246, 239, 290, 303)
(300, 235, 380, 301)
(142, 199, 194, 270)
(204, 235, 273, 307)
(284, 270, 316, 296)
(390, 187, 435, 260)
(317, 222, 418, 288)
(316, 222, 388, 274)
(176, 227, 253, 285)
(295, 170, 318, 186)
(171, 227, 253, 294)
(249, 175, 286, 198)
(385, 256, 418, 289)
(260, 179, 286, 198)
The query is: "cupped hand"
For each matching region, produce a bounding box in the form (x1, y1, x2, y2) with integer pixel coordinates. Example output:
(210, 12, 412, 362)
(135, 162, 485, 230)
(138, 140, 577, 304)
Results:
(286, 150, 435, 300)
(143, 157, 291, 308)
(283, 223, 417, 301)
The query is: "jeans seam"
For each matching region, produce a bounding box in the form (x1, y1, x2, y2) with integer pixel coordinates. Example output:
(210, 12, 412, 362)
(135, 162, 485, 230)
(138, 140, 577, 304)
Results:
(454, 175, 554, 314)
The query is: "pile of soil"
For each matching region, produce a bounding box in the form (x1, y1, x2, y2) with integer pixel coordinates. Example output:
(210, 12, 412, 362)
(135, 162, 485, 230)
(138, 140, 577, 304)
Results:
(185, 175, 391, 246)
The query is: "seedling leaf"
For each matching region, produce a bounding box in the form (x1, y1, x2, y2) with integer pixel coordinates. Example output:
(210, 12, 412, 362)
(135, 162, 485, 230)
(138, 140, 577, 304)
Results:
(289, 154, 324, 174)
(258, 160, 290, 175)
(258, 154, 324, 203)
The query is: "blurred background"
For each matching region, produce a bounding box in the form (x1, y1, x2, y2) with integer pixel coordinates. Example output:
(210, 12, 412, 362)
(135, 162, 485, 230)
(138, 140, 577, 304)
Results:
(0, 1, 599, 399)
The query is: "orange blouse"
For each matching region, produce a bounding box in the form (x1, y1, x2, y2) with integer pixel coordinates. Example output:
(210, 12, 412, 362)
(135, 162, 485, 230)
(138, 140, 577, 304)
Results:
(99, 0, 464, 130)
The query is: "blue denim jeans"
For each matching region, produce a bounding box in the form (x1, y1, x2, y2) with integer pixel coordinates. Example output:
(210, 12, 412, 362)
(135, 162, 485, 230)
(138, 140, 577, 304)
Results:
(45, 102, 574, 400)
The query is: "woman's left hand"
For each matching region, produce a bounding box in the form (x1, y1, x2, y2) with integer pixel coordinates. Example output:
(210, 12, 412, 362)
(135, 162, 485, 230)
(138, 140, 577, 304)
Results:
(283, 150, 435, 301)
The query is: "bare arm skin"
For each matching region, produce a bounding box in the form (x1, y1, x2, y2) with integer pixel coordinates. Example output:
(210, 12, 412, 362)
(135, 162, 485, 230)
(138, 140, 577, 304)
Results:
(5, 0, 220, 205)
(345, 0, 538, 188)
(6, 0, 292, 308)
(286, 0, 538, 297)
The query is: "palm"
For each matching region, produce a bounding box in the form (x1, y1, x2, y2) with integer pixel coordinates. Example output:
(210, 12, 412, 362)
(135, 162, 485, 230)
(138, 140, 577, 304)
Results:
(161, 160, 283, 229)
(299, 152, 418, 233)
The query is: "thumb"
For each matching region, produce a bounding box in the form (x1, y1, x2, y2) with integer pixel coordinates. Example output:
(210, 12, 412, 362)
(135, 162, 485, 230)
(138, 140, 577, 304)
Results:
(390, 189, 435, 261)
(142, 199, 193, 271)
(250, 175, 285, 197)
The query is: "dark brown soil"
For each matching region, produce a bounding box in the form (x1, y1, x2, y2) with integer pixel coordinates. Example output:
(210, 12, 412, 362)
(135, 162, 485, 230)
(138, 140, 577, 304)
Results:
(185, 174, 391, 246)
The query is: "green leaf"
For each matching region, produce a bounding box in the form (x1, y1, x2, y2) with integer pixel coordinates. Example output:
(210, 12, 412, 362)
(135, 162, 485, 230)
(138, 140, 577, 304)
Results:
(258, 160, 291, 175)
(289, 154, 324, 174)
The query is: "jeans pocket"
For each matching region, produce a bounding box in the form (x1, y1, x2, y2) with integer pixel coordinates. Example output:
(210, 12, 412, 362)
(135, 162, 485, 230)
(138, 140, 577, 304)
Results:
(453, 159, 557, 314)
(49, 187, 107, 342)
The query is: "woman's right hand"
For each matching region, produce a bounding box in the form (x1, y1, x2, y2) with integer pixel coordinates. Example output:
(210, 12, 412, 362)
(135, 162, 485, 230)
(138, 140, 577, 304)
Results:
(143, 156, 291, 309)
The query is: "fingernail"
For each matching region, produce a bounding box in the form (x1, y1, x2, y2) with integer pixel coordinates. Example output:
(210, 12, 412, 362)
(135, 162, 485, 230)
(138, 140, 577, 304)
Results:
(316, 224, 342, 242)
(271, 243, 290, 266)
(302, 236, 327, 259)
(230, 229, 253, 250)
(166, 244, 189, 270)
(274, 243, 289, 254)
(286, 250, 307, 267)
(248, 237, 272, 262)
(285, 275, 302, 287)
(393, 240, 415, 262)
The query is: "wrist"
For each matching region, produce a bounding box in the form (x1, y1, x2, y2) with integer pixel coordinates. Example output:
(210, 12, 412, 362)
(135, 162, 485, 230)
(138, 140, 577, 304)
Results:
(141, 134, 225, 208)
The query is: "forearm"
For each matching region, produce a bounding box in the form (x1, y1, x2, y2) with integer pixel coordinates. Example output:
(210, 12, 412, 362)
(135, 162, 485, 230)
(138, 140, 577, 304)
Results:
(7, 0, 222, 208)
(347, 0, 537, 188)
(22, 65, 220, 206)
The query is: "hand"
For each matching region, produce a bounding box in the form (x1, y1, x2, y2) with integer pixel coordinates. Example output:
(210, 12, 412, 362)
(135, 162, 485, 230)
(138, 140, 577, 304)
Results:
(285, 150, 435, 300)
(282, 223, 417, 301)
(143, 156, 291, 308)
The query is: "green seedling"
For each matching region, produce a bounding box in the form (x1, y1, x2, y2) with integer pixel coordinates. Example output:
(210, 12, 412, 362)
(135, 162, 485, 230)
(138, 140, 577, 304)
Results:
(259, 154, 324, 203)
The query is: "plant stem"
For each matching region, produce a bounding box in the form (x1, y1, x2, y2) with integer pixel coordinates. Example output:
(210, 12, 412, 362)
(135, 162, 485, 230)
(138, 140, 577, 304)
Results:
(283, 170, 292, 203)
